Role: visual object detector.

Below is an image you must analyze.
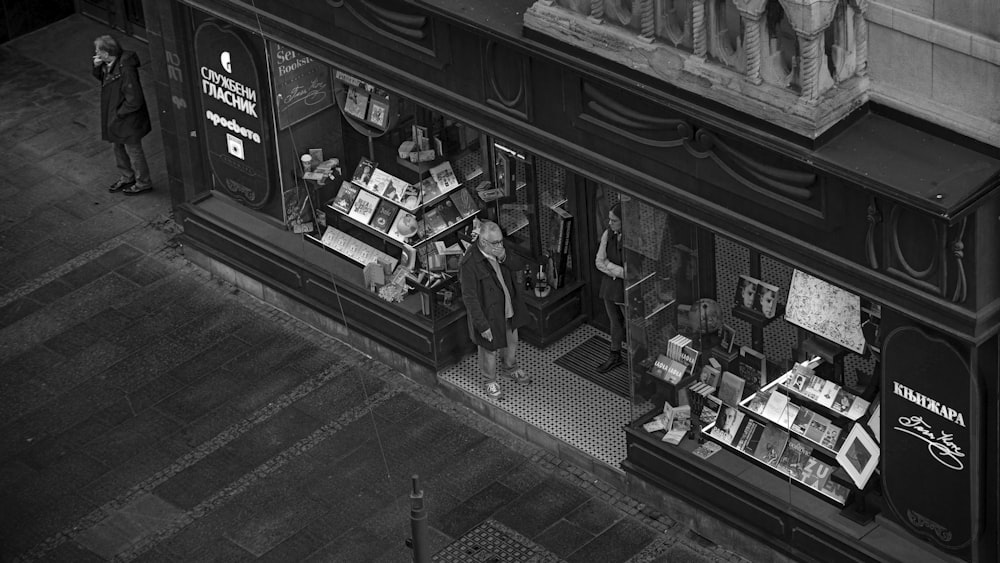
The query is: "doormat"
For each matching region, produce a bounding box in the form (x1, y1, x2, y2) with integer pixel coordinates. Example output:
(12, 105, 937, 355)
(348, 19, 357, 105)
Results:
(553, 336, 630, 399)
(433, 519, 562, 563)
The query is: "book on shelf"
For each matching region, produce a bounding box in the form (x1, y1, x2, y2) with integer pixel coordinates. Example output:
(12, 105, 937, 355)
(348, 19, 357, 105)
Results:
(804, 413, 833, 444)
(776, 438, 813, 479)
(419, 176, 443, 202)
(435, 198, 462, 227)
(429, 161, 461, 193)
(699, 363, 722, 389)
(708, 404, 744, 446)
(821, 480, 850, 503)
(369, 199, 399, 233)
(820, 423, 843, 451)
(790, 406, 815, 436)
(449, 187, 479, 218)
(423, 207, 447, 235)
(735, 418, 766, 456)
(830, 388, 854, 416)
(330, 181, 360, 214)
(760, 390, 791, 425)
(800, 456, 835, 491)
(738, 346, 767, 390)
(347, 190, 380, 224)
(800, 375, 827, 402)
(816, 379, 841, 409)
(366, 96, 389, 128)
(699, 395, 723, 428)
(717, 371, 746, 407)
(343, 86, 369, 120)
(661, 428, 688, 445)
(388, 211, 418, 242)
(691, 441, 723, 460)
(364, 168, 393, 197)
(753, 424, 789, 467)
(351, 157, 377, 188)
(846, 396, 871, 421)
(745, 387, 770, 415)
(650, 354, 687, 385)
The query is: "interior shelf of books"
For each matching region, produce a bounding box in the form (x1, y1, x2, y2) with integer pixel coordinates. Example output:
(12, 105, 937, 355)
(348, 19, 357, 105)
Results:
(306, 85, 487, 320)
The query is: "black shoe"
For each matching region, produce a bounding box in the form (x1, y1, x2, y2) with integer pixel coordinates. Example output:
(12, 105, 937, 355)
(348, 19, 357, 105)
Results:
(108, 178, 136, 192)
(122, 184, 152, 195)
(597, 351, 624, 373)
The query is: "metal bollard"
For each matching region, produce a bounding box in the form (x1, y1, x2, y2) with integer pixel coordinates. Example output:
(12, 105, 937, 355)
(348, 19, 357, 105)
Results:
(408, 474, 430, 563)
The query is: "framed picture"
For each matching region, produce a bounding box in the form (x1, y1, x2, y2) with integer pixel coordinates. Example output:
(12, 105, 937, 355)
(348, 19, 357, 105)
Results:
(366, 97, 390, 129)
(836, 423, 880, 489)
(719, 324, 736, 353)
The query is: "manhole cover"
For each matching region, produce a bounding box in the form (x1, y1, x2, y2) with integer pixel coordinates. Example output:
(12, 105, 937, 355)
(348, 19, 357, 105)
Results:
(433, 519, 562, 562)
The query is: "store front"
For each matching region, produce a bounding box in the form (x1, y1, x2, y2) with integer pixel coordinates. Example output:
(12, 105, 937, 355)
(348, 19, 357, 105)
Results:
(144, 1, 998, 562)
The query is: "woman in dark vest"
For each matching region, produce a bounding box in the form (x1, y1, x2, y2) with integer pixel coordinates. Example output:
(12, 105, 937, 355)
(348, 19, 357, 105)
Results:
(595, 203, 625, 372)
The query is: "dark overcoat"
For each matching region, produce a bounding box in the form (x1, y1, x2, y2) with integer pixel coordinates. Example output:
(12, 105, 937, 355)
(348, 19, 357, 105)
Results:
(92, 50, 152, 144)
(459, 245, 529, 351)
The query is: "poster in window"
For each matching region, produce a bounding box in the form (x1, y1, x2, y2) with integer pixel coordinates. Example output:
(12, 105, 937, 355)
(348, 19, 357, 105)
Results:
(366, 97, 390, 129)
(269, 41, 334, 129)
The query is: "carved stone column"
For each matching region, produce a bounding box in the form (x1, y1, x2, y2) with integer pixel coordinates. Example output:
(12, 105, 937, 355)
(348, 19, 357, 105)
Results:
(850, 0, 869, 75)
(589, 0, 605, 23)
(692, 0, 708, 59)
(639, 0, 656, 42)
(732, 0, 768, 85)
(778, 0, 838, 103)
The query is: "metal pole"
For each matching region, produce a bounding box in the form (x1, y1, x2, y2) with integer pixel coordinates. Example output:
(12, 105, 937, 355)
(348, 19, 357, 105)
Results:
(408, 474, 430, 563)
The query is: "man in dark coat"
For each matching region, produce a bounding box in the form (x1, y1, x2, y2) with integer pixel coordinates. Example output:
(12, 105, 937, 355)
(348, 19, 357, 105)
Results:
(459, 220, 531, 400)
(92, 35, 153, 194)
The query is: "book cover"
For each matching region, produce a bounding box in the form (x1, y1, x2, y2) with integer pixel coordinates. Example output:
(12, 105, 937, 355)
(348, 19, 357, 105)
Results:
(419, 176, 443, 203)
(691, 441, 722, 460)
(330, 181, 360, 214)
(753, 424, 789, 467)
(791, 406, 815, 436)
(816, 379, 841, 408)
(804, 413, 832, 444)
(738, 346, 767, 390)
(717, 371, 746, 407)
(821, 423, 843, 451)
(347, 190, 380, 224)
(830, 389, 854, 416)
(785, 371, 810, 393)
(389, 211, 418, 242)
(423, 207, 447, 234)
(343, 86, 369, 120)
(821, 480, 850, 503)
(430, 161, 461, 193)
(735, 419, 766, 456)
(709, 405, 744, 446)
(745, 388, 771, 415)
(776, 438, 812, 479)
(366, 96, 390, 128)
(846, 396, 871, 421)
(699, 364, 722, 389)
(699, 395, 723, 428)
(365, 168, 394, 197)
(435, 198, 461, 227)
(801, 375, 827, 401)
(449, 188, 479, 218)
(369, 199, 399, 233)
(351, 157, 377, 188)
(800, 456, 834, 490)
(760, 391, 790, 424)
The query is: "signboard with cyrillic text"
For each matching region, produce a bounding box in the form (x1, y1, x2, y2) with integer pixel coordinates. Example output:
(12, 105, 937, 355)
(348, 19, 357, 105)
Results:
(195, 21, 272, 209)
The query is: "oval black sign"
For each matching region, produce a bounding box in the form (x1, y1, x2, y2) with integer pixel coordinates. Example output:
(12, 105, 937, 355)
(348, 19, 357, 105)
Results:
(881, 325, 978, 554)
(194, 21, 272, 209)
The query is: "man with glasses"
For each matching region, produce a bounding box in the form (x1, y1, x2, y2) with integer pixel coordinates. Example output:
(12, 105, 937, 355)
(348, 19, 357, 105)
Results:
(459, 220, 532, 400)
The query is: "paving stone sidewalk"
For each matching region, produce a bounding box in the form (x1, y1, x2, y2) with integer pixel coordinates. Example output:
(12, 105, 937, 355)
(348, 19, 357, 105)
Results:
(0, 14, 755, 563)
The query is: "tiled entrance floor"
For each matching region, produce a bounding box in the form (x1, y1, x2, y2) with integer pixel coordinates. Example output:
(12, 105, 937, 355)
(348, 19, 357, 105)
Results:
(439, 325, 630, 469)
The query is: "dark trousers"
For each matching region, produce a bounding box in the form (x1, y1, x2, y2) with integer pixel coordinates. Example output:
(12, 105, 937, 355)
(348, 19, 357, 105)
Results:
(604, 299, 626, 353)
(113, 141, 151, 188)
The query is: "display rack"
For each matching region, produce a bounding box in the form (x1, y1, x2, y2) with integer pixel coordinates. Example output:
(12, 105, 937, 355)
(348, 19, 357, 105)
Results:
(701, 365, 860, 506)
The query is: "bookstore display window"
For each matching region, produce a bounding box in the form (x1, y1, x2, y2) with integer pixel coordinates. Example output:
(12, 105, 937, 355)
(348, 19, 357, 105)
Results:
(624, 204, 885, 517)
(271, 60, 488, 323)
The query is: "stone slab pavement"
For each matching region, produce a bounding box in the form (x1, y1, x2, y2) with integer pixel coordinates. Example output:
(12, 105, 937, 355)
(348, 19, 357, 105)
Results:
(0, 14, 755, 563)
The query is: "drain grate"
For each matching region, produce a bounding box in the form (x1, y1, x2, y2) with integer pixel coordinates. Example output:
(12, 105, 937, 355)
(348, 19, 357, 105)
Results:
(433, 519, 562, 563)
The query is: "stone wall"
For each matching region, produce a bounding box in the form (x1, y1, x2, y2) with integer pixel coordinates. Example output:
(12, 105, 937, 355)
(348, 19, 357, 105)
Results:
(867, 0, 1000, 148)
